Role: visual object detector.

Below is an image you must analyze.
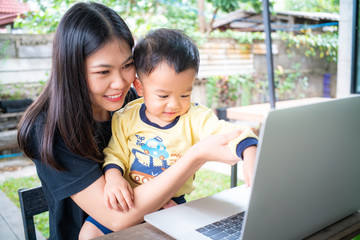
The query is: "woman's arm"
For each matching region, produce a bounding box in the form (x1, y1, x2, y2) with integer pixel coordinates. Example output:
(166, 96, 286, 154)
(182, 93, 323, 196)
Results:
(242, 145, 257, 187)
(71, 130, 242, 231)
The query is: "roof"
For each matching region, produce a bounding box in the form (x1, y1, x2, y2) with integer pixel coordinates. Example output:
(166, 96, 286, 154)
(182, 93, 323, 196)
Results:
(212, 10, 339, 32)
(0, 0, 29, 27)
(276, 10, 339, 22)
(0, 0, 29, 14)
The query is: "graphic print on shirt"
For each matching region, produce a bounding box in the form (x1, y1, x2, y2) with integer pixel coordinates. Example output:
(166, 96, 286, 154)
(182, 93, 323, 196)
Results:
(129, 135, 172, 185)
(141, 136, 169, 160)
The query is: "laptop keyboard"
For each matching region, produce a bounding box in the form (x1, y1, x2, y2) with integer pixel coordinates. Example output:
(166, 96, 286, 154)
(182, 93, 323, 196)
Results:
(195, 211, 245, 240)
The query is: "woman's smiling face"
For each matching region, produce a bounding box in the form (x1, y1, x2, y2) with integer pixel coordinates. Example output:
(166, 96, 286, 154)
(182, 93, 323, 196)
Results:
(85, 39, 136, 121)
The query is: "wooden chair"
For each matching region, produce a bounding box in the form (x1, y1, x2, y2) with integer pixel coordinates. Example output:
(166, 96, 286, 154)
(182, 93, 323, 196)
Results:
(18, 186, 49, 240)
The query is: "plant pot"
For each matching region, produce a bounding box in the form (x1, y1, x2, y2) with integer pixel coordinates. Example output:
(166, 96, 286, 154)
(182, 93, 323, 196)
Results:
(0, 99, 33, 113)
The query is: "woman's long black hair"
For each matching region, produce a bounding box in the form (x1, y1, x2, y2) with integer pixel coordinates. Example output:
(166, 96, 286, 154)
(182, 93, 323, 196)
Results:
(17, 2, 134, 170)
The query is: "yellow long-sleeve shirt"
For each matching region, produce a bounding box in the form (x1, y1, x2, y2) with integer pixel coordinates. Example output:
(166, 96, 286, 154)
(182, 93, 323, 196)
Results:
(103, 98, 258, 197)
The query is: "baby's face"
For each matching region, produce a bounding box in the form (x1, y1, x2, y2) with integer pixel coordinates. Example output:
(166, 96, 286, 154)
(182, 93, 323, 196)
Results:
(136, 62, 196, 127)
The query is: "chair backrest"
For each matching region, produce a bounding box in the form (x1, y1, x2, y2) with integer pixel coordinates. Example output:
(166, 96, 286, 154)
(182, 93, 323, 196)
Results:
(18, 186, 49, 240)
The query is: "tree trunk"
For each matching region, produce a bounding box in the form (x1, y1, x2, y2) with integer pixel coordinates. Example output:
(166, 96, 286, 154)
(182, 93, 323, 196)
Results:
(198, 0, 206, 33)
(208, 8, 218, 34)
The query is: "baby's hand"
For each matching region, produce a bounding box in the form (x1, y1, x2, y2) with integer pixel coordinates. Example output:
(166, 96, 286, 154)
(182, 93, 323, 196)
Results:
(104, 169, 134, 212)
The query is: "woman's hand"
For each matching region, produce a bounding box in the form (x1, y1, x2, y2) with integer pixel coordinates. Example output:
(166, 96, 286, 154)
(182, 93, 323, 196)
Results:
(185, 130, 243, 167)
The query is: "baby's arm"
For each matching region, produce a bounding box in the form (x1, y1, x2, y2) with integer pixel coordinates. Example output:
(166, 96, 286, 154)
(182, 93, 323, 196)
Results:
(104, 168, 134, 212)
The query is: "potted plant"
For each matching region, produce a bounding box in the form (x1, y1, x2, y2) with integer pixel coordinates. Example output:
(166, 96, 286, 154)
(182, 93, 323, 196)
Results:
(0, 81, 45, 113)
(206, 75, 251, 120)
(0, 81, 45, 153)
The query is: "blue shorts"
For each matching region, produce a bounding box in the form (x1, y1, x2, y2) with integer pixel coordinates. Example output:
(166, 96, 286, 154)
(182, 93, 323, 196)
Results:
(86, 215, 113, 234)
(85, 195, 186, 235)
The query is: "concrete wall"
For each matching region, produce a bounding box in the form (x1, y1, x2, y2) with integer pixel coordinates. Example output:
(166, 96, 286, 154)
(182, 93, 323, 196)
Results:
(254, 40, 338, 98)
(0, 34, 53, 85)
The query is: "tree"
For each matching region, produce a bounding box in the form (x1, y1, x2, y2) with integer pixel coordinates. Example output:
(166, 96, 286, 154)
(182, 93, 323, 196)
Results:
(198, 0, 206, 33)
(283, 0, 339, 13)
(16, 0, 198, 37)
(204, 0, 271, 33)
(17, 0, 269, 36)
(19, 0, 338, 38)
(15, 0, 75, 33)
(205, 0, 239, 33)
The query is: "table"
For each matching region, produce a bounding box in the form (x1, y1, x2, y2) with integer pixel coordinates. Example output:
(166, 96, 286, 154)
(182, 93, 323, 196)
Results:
(94, 222, 174, 240)
(226, 97, 332, 123)
(95, 212, 360, 240)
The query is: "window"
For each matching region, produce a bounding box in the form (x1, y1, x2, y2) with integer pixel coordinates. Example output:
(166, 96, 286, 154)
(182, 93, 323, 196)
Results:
(352, 0, 360, 93)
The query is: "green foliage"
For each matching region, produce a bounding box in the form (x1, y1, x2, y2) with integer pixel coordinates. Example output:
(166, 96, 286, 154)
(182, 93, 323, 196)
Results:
(15, 0, 76, 33)
(274, 63, 309, 100)
(186, 168, 242, 201)
(14, 1, 338, 66)
(0, 82, 46, 100)
(206, 63, 310, 108)
(207, 0, 273, 14)
(353, 234, 360, 240)
(209, 30, 265, 44)
(206, 75, 237, 108)
(16, 0, 200, 38)
(284, 0, 339, 13)
(16, 0, 270, 36)
(113, 0, 199, 38)
(0, 175, 41, 204)
(0, 39, 11, 85)
(278, 31, 338, 63)
(147, 1, 199, 39)
(206, 74, 256, 109)
(238, 0, 269, 13)
(208, 0, 239, 13)
(0, 39, 10, 61)
(239, 74, 256, 106)
(0, 175, 49, 238)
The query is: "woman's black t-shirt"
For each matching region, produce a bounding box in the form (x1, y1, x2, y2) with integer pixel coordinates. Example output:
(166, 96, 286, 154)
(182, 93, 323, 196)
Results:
(29, 88, 137, 239)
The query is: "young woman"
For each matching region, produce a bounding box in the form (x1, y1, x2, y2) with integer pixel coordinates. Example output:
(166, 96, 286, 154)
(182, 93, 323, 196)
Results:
(17, 2, 244, 239)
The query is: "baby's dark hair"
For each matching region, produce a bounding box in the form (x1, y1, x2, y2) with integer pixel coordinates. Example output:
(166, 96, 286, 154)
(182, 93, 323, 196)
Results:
(133, 28, 199, 77)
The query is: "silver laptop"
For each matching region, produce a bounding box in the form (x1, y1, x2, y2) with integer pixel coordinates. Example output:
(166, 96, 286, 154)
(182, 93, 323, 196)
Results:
(145, 96, 360, 240)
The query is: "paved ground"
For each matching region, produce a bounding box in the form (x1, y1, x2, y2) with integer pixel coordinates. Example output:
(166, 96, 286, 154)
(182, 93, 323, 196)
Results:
(0, 156, 46, 240)
(0, 187, 25, 240)
(0, 157, 37, 182)
(0, 155, 244, 240)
